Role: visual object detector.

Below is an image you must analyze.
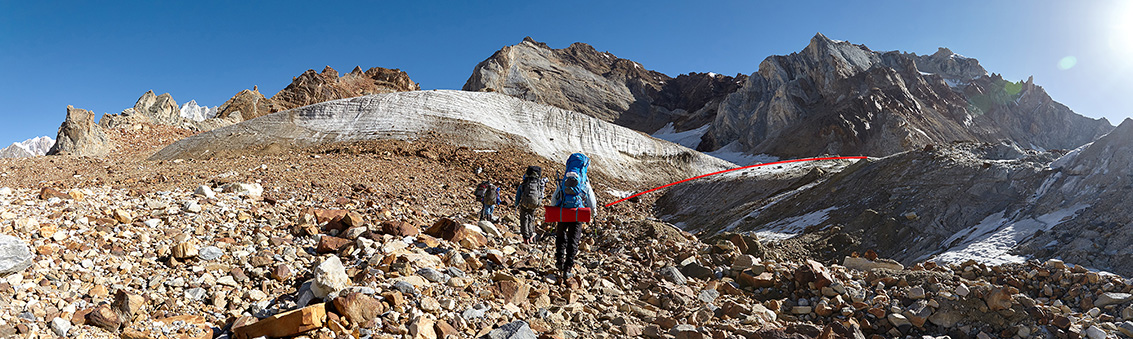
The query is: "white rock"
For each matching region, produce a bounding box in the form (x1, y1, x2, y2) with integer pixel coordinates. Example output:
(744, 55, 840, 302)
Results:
(0, 234, 33, 275)
(193, 185, 215, 198)
(311, 256, 349, 299)
(478, 220, 503, 237)
(843, 256, 904, 271)
(955, 284, 970, 297)
(223, 183, 263, 198)
(144, 219, 162, 228)
(51, 317, 70, 337)
(1086, 325, 1107, 339)
(0, 187, 11, 195)
(245, 289, 268, 301)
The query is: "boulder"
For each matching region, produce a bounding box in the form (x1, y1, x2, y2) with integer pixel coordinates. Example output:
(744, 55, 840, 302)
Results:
(311, 256, 349, 299)
(233, 303, 326, 339)
(0, 234, 32, 275)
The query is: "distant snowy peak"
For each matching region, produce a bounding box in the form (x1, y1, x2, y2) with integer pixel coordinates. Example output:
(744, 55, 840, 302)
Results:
(180, 100, 218, 122)
(0, 136, 55, 158)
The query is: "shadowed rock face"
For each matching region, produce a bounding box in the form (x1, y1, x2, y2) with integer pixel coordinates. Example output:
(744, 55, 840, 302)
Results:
(216, 66, 419, 121)
(47, 105, 112, 156)
(463, 37, 745, 134)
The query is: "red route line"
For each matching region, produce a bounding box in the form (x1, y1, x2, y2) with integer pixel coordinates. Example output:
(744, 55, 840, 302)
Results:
(604, 156, 868, 208)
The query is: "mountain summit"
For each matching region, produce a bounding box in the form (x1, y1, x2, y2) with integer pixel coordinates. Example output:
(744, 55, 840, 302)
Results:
(467, 34, 1113, 159)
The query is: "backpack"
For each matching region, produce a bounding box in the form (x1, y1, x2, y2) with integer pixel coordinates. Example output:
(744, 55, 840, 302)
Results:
(519, 166, 544, 209)
(482, 183, 498, 205)
(557, 153, 590, 209)
(474, 181, 490, 201)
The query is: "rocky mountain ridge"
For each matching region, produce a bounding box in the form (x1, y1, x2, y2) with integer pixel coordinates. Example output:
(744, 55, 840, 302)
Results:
(463, 37, 746, 134)
(46, 66, 418, 156)
(467, 34, 1113, 160)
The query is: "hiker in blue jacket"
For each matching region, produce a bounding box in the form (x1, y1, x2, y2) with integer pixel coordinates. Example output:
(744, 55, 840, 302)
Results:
(549, 153, 597, 282)
(478, 181, 501, 222)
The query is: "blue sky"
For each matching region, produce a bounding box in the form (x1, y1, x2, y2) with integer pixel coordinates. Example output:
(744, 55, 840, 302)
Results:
(2, 1, 1132, 146)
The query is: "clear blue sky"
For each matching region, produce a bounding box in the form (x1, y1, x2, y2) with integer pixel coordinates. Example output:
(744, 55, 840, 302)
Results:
(3, 1, 1132, 146)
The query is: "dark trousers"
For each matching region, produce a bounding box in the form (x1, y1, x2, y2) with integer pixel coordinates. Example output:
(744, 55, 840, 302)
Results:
(555, 222, 583, 274)
(518, 207, 536, 241)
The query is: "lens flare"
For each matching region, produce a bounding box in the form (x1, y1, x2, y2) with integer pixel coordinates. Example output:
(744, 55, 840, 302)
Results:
(1058, 56, 1078, 70)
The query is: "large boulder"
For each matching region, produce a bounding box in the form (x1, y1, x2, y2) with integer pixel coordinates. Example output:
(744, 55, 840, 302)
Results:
(0, 234, 33, 276)
(47, 105, 113, 156)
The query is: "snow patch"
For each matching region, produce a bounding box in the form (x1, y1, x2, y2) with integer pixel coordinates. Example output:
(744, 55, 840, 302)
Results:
(605, 189, 634, 198)
(753, 206, 838, 241)
(707, 141, 779, 166)
(934, 205, 1087, 265)
(652, 123, 709, 149)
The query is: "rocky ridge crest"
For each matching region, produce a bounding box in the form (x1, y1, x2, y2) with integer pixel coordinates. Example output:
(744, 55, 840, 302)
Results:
(463, 37, 746, 134)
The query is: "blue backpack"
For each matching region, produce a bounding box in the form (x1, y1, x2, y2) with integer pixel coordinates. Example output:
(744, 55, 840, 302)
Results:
(558, 153, 590, 208)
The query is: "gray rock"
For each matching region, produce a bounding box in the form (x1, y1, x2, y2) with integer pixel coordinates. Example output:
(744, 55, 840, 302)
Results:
(731, 255, 757, 271)
(482, 320, 537, 339)
(393, 281, 418, 295)
(185, 287, 206, 300)
(1096, 292, 1133, 307)
(463, 303, 490, 319)
(1117, 321, 1133, 337)
(198, 246, 223, 261)
(311, 256, 349, 299)
(445, 267, 467, 278)
(1086, 325, 1107, 339)
(659, 266, 687, 285)
(0, 234, 33, 275)
(417, 267, 449, 283)
(697, 289, 719, 304)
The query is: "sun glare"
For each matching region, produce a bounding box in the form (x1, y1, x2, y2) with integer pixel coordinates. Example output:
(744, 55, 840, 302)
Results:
(1107, 3, 1133, 58)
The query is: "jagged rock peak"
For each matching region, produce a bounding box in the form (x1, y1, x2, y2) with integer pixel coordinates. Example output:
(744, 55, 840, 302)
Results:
(464, 37, 744, 134)
(47, 105, 113, 156)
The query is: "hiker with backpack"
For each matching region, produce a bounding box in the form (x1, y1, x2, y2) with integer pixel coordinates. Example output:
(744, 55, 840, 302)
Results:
(514, 166, 547, 244)
(547, 153, 596, 282)
(474, 180, 501, 222)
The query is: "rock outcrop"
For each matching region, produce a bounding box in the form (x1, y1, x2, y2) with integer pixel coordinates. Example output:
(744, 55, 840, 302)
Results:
(217, 66, 419, 121)
(463, 37, 745, 134)
(470, 35, 1111, 159)
(47, 105, 113, 156)
(152, 90, 733, 185)
(706, 33, 1112, 157)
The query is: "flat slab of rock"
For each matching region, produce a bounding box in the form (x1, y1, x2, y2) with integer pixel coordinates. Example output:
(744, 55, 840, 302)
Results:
(234, 303, 326, 339)
(0, 234, 33, 275)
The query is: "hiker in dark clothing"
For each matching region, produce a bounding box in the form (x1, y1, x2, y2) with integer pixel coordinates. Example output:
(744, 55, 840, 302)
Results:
(514, 166, 547, 244)
(549, 153, 597, 280)
(475, 181, 501, 222)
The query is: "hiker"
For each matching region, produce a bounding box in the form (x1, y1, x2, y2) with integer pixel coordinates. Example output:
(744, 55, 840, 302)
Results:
(549, 153, 596, 281)
(474, 180, 501, 222)
(514, 166, 547, 244)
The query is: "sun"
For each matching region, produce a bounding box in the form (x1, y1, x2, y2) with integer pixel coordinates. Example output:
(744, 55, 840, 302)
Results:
(1107, 2, 1133, 58)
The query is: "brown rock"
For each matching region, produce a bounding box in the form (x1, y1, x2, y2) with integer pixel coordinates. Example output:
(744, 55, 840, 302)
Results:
(435, 320, 459, 338)
(89, 285, 110, 299)
(272, 264, 293, 281)
(1052, 315, 1071, 329)
(112, 290, 146, 321)
(113, 209, 134, 224)
(172, 241, 198, 259)
(408, 316, 436, 339)
(87, 304, 122, 331)
(316, 236, 351, 254)
(486, 252, 506, 266)
(985, 287, 1016, 311)
(496, 280, 531, 305)
(332, 292, 385, 327)
(343, 211, 366, 228)
(382, 221, 420, 237)
(382, 291, 407, 310)
(737, 271, 776, 288)
(39, 187, 71, 200)
(424, 218, 462, 240)
(233, 303, 327, 339)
